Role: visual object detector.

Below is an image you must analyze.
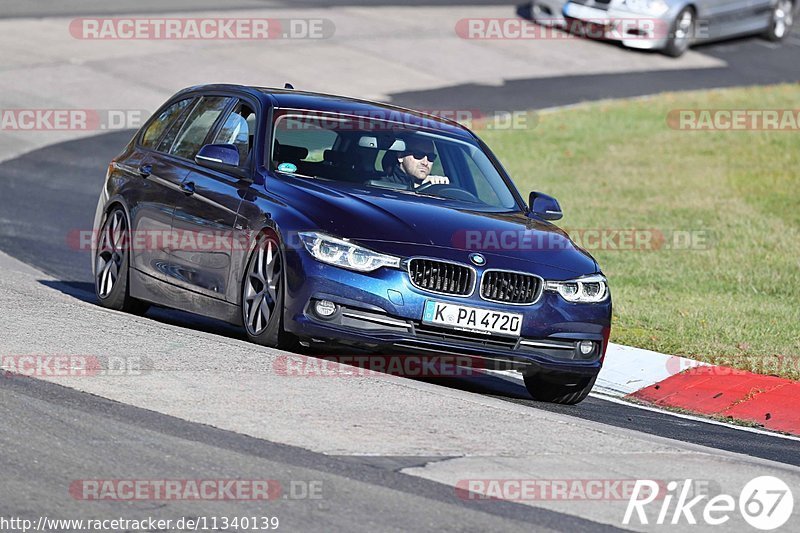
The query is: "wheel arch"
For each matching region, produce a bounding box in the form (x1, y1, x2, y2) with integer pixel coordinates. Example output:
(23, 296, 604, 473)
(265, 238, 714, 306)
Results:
(238, 219, 291, 317)
(91, 196, 133, 277)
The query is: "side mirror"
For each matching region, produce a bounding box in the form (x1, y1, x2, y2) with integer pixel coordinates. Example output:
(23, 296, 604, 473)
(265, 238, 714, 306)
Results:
(195, 144, 250, 179)
(528, 191, 563, 221)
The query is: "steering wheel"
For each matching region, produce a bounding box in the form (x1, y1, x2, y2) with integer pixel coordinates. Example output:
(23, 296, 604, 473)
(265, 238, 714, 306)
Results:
(415, 183, 479, 202)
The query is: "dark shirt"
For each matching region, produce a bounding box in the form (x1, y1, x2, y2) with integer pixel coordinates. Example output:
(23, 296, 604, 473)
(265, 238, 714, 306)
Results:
(380, 164, 422, 190)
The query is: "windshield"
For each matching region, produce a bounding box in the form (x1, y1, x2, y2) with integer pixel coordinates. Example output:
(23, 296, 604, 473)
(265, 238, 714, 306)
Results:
(270, 110, 520, 210)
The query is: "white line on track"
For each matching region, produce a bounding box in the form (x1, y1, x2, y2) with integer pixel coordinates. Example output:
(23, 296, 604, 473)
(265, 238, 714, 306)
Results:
(484, 369, 800, 442)
(589, 392, 800, 442)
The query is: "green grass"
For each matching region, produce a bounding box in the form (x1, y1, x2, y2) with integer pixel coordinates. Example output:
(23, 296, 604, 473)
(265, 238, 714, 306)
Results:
(478, 85, 800, 380)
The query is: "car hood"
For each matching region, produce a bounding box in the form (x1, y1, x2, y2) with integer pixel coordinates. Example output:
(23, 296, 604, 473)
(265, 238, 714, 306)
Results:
(277, 177, 598, 276)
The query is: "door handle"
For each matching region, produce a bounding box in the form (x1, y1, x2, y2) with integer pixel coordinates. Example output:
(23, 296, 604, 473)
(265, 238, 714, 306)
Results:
(138, 164, 152, 178)
(181, 181, 196, 195)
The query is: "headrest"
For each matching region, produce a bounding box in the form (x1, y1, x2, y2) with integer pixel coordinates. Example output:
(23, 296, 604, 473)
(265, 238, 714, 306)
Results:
(246, 113, 257, 133)
(220, 114, 249, 145)
(323, 149, 342, 163)
(381, 150, 400, 173)
(275, 143, 308, 162)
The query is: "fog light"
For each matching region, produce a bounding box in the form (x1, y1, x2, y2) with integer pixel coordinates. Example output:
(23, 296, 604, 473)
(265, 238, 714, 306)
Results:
(314, 299, 338, 318)
(578, 341, 594, 355)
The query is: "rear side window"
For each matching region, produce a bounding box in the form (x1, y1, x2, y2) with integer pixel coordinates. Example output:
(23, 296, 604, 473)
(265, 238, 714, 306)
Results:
(165, 96, 232, 160)
(140, 98, 193, 148)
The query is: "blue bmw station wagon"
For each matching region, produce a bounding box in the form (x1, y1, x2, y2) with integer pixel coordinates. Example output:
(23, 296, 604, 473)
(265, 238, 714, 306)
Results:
(92, 84, 612, 404)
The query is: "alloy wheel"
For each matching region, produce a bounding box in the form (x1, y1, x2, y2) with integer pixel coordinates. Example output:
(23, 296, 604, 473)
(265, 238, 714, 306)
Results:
(674, 10, 694, 43)
(773, 0, 793, 38)
(95, 210, 128, 298)
(244, 237, 281, 336)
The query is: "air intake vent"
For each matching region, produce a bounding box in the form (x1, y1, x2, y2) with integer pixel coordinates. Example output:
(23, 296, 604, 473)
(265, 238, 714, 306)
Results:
(481, 270, 542, 304)
(408, 259, 474, 296)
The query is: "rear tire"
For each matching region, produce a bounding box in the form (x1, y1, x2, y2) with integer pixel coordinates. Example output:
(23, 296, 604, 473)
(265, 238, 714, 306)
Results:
(764, 0, 794, 41)
(663, 7, 695, 57)
(94, 207, 150, 315)
(241, 232, 298, 350)
(523, 374, 597, 405)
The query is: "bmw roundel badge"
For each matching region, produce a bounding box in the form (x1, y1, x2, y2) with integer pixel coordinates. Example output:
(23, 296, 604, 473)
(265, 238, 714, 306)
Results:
(469, 253, 486, 266)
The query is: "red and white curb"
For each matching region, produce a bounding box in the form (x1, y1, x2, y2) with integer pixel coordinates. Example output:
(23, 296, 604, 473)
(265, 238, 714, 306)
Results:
(493, 343, 800, 437)
(594, 343, 709, 396)
(601, 344, 800, 436)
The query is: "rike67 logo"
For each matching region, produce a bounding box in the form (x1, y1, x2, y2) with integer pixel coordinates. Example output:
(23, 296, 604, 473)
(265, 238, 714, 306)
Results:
(624, 476, 794, 530)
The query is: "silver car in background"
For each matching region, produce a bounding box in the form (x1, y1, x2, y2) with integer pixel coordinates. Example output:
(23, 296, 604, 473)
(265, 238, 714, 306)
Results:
(530, 0, 796, 56)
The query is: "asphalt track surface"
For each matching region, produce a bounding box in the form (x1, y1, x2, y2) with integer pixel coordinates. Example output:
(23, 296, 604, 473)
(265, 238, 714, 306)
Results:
(1, 130, 798, 472)
(1, 374, 620, 532)
(390, 33, 800, 111)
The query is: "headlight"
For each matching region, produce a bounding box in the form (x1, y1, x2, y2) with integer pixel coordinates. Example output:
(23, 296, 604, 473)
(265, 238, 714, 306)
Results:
(298, 232, 401, 272)
(545, 274, 609, 303)
(621, 0, 669, 16)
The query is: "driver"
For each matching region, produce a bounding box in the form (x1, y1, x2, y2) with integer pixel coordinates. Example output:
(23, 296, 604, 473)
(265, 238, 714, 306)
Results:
(381, 136, 450, 189)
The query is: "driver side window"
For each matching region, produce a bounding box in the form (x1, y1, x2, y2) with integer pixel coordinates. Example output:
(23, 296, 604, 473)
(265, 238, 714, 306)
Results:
(213, 100, 256, 166)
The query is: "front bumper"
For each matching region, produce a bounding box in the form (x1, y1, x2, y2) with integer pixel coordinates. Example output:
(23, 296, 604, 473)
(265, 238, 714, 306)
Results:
(563, 3, 672, 49)
(282, 246, 612, 378)
(532, 0, 569, 27)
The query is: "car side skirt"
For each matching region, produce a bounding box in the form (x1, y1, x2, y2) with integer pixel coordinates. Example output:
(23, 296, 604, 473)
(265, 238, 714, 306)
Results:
(129, 267, 243, 326)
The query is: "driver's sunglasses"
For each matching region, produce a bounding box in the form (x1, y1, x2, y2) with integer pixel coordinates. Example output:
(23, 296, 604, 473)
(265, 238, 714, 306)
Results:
(405, 150, 437, 162)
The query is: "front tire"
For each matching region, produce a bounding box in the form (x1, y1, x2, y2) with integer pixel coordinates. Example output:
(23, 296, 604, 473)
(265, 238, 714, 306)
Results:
(530, 1, 555, 27)
(523, 373, 597, 405)
(764, 0, 794, 41)
(664, 7, 695, 57)
(94, 207, 149, 314)
(242, 232, 297, 350)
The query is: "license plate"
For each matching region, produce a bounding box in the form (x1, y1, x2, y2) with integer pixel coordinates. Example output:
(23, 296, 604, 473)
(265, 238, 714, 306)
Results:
(563, 2, 608, 21)
(422, 300, 522, 337)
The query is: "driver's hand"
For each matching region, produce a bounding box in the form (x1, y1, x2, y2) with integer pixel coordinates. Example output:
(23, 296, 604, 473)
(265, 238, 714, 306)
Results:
(417, 175, 450, 187)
